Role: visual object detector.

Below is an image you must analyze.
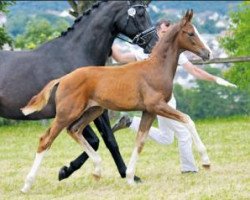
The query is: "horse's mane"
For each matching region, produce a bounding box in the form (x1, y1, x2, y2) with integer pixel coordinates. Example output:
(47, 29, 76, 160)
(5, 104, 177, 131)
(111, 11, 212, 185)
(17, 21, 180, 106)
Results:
(60, 1, 107, 37)
(150, 23, 181, 58)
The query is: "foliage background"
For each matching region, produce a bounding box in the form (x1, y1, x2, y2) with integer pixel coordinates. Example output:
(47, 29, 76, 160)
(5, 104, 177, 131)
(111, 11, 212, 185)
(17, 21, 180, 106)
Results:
(220, 1, 250, 92)
(0, 1, 14, 48)
(174, 67, 250, 120)
(15, 17, 69, 49)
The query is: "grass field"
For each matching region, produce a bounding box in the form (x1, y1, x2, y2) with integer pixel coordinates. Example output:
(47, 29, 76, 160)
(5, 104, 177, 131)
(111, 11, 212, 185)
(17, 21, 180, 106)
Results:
(0, 116, 249, 200)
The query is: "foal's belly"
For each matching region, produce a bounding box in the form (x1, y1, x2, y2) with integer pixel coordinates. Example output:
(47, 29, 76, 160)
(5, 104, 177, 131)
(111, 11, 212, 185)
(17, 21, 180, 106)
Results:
(96, 98, 144, 112)
(93, 89, 144, 111)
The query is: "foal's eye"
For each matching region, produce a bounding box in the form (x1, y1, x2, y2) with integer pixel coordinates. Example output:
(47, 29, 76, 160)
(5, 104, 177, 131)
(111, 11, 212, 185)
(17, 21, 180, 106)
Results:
(188, 32, 195, 37)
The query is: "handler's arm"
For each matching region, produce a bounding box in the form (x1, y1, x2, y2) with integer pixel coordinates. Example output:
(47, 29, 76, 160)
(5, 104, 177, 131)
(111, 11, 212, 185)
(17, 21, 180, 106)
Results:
(182, 61, 237, 87)
(182, 61, 216, 81)
(111, 44, 136, 63)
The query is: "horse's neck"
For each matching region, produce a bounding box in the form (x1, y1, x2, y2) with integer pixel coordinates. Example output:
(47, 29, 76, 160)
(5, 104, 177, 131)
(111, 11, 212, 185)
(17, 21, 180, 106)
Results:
(37, 2, 118, 66)
(164, 45, 180, 81)
(151, 40, 180, 82)
(150, 25, 181, 82)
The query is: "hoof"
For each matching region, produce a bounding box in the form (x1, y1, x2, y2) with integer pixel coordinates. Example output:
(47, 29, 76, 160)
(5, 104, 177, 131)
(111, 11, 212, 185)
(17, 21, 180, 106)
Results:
(92, 173, 101, 181)
(21, 188, 27, 194)
(21, 185, 30, 194)
(134, 175, 142, 183)
(58, 166, 70, 181)
(202, 164, 211, 170)
(127, 179, 135, 186)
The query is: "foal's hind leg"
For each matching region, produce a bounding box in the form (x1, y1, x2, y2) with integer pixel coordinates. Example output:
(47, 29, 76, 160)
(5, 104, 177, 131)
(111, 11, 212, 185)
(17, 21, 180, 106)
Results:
(21, 118, 65, 193)
(126, 111, 155, 185)
(154, 101, 210, 168)
(67, 106, 104, 180)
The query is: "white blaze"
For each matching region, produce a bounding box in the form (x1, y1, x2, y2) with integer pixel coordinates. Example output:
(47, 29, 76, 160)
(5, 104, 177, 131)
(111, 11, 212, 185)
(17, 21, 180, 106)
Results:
(192, 25, 213, 56)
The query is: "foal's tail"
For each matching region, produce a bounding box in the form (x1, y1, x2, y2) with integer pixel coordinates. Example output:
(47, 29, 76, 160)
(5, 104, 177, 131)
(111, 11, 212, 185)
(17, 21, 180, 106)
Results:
(21, 78, 60, 116)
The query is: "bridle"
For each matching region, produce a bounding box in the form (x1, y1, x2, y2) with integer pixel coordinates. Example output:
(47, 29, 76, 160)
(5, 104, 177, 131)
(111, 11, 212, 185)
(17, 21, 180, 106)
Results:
(117, 1, 156, 47)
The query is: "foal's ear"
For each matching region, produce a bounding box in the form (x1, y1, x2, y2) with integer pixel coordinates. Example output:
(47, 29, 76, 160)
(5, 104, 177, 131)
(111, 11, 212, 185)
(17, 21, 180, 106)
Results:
(181, 9, 193, 27)
(188, 9, 193, 21)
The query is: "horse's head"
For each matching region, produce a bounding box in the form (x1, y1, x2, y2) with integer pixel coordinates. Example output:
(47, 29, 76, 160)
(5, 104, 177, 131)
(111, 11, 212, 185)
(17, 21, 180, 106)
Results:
(177, 10, 211, 61)
(114, 0, 158, 53)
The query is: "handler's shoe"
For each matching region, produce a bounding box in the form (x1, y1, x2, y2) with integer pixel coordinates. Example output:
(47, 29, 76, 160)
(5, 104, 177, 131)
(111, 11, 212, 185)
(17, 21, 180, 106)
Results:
(181, 171, 198, 174)
(112, 115, 132, 133)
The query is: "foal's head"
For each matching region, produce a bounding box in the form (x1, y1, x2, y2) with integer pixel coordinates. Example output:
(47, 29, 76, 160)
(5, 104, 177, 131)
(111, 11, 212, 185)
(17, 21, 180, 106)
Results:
(177, 10, 211, 61)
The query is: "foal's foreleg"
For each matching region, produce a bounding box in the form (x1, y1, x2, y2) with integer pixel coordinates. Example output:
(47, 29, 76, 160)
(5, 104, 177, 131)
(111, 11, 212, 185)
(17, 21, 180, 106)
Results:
(67, 106, 104, 179)
(154, 102, 210, 168)
(21, 119, 64, 193)
(126, 111, 155, 185)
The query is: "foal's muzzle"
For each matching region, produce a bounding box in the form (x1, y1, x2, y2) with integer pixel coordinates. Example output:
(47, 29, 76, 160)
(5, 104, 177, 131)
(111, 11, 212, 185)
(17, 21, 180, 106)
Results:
(199, 49, 210, 61)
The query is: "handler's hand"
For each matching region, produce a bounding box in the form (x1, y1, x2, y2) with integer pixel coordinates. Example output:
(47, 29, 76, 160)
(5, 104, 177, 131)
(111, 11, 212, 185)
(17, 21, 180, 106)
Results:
(215, 77, 237, 88)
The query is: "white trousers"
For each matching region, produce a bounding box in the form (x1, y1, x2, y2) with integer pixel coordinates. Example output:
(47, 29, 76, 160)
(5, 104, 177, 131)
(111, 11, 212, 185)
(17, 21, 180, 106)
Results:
(129, 96, 198, 172)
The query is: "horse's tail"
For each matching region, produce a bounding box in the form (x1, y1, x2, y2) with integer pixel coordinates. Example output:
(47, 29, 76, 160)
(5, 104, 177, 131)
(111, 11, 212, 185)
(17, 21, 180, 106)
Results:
(21, 78, 61, 116)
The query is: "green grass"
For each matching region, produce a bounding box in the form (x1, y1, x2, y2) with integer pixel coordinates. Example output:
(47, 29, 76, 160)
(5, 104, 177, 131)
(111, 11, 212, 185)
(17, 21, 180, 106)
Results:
(0, 116, 249, 200)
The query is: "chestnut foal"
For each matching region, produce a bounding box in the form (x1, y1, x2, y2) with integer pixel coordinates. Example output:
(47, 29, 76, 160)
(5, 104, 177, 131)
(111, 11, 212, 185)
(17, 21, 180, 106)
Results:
(21, 10, 210, 192)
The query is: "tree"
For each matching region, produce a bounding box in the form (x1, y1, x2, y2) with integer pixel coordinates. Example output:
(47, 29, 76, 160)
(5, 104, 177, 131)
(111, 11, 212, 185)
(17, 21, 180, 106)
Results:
(0, 1, 14, 49)
(15, 17, 69, 49)
(13, 1, 98, 49)
(220, 1, 250, 91)
(67, 1, 95, 17)
(174, 67, 250, 119)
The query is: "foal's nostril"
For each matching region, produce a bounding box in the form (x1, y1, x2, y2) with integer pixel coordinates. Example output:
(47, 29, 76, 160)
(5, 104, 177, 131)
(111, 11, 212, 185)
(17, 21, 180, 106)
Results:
(202, 49, 211, 60)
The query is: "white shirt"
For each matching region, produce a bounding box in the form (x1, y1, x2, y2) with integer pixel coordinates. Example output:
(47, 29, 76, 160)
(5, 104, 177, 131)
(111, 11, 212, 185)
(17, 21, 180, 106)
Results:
(131, 47, 189, 108)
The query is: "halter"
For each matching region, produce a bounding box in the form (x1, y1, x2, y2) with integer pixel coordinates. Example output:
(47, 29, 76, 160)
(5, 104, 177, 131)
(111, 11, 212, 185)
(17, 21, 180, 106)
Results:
(117, 1, 156, 46)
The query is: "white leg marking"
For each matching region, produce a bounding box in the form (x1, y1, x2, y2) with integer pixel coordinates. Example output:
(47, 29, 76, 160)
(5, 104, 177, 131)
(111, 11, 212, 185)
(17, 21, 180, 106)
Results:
(126, 147, 139, 185)
(92, 154, 102, 178)
(184, 116, 210, 165)
(193, 25, 212, 55)
(21, 151, 47, 193)
(80, 136, 102, 177)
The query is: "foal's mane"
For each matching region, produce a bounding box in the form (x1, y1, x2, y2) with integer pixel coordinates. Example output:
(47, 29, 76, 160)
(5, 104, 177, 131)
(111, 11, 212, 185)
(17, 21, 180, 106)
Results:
(60, 1, 107, 37)
(150, 23, 181, 58)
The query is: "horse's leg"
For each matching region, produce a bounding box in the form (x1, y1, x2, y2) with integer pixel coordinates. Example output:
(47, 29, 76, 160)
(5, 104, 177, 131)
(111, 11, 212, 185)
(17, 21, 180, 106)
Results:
(100, 111, 141, 182)
(100, 109, 111, 127)
(154, 101, 210, 168)
(126, 111, 155, 185)
(94, 111, 128, 179)
(60, 109, 141, 182)
(21, 118, 65, 193)
(58, 110, 111, 181)
(58, 125, 99, 181)
(67, 106, 104, 179)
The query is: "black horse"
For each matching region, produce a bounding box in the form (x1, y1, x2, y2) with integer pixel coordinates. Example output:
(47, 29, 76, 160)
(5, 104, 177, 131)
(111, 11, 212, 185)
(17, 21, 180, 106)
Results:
(0, 1, 157, 182)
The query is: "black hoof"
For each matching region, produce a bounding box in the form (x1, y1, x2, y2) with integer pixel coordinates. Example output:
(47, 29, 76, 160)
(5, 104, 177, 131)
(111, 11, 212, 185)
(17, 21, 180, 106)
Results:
(58, 166, 70, 181)
(134, 175, 142, 183)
